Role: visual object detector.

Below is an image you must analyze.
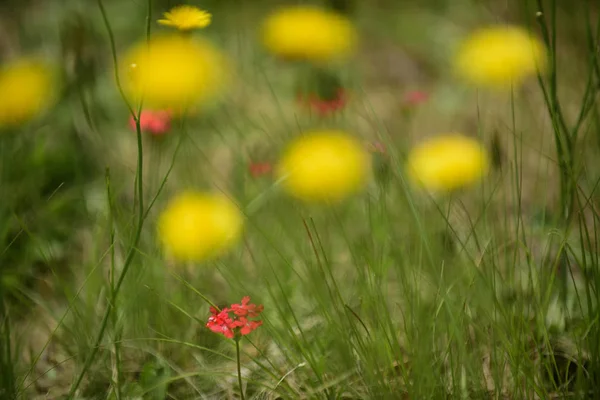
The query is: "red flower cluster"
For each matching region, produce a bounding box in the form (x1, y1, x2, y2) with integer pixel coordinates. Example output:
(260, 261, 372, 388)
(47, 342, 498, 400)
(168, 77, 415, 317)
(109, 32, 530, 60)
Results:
(129, 110, 171, 136)
(206, 296, 264, 339)
(298, 89, 347, 116)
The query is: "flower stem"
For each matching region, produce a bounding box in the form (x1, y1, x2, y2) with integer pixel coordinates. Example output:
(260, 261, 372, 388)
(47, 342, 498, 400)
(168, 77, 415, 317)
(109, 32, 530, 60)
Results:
(67, 0, 150, 397)
(235, 338, 245, 400)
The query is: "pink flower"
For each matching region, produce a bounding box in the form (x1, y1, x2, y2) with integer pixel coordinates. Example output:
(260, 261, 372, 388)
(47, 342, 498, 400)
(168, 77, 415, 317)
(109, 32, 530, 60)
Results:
(404, 91, 429, 106)
(206, 297, 264, 339)
(128, 110, 171, 136)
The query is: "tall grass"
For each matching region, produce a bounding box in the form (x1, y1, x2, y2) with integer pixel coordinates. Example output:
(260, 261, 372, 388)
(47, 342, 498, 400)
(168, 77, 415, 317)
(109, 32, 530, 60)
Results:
(2, 0, 600, 399)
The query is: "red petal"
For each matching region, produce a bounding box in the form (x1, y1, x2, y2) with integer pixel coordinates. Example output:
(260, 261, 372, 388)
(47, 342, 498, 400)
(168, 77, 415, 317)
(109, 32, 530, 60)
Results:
(240, 325, 251, 335)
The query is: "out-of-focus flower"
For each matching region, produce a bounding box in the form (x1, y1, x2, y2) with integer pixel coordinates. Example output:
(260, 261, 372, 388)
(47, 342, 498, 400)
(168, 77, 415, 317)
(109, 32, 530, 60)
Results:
(276, 130, 370, 202)
(121, 34, 228, 110)
(158, 191, 243, 262)
(158, 5, 211, 31)
(366, 141, 386, 154)
(0, 59, 57, 128)
(298, 88, 347, 116)
(207, 297, 264, 338)
(249, 162, 272, 178)
(129, 110, 171, 136)
(404, 90, 429, 106)
(455, 25, 547, 89)
(406, 133, 489, 192)
(261, 5, 356, 62)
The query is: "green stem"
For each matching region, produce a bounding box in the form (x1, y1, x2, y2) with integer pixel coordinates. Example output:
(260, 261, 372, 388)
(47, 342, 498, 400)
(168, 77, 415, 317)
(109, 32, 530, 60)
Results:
(0, 297, 16, 398)
(106, 169, 122, 400)
(236, 338, 246, 400)
(67, 0, 150, 396)
(534, 0, 576, 222)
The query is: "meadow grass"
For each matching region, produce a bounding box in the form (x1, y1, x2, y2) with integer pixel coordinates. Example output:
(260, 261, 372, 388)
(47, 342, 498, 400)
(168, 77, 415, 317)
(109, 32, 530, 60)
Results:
(1, 0, 599, 399)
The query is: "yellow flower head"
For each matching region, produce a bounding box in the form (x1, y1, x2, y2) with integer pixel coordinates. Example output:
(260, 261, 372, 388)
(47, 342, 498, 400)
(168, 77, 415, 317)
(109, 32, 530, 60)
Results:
(121, 34, 228, 110)
(276, 130, 370, 202)
(158, 192, 243, 262)
(158, 5, 211, 31)
(407, 134, 489, 192)
(0, 59, 57, 128)
(261, 5, 357, 63)
(455, 25, 547, 89)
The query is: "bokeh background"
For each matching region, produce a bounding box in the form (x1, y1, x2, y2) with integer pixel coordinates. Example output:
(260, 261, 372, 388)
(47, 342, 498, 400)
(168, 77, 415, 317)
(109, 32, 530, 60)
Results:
(1, 0, 599, 398)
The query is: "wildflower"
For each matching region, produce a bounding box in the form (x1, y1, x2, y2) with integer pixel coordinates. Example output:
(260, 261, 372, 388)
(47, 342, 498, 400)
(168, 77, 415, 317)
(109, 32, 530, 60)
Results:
(455, 25, 547, 89)
(366, 141, 386, 154)
(248, 162, 272, 178)
(128, 110, 171, 136)
(230, 296, 264, 317)
(276, 130, 370, 202)
(0, 59, 56, 128)
(261, 5, 357, 63)
(206, 297, 264, 338)
(207, 306, 235, 338)
(158, 191, 243, 262)
(404, 90, 429, 106)
(121, 34, 228, 110)
(406, 133, 489, 192)
(298, 88, 347, 116)
(158, 5, 211, 31)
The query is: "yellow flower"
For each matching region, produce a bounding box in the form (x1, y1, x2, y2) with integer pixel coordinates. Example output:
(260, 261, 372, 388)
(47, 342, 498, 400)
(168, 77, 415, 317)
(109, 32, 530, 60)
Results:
(406, 134, 489, 192)
(276, 130, 370, 202)
(261, 5, 357, 63)
(0, 59, 56, 128)
(121, 34, 228, 110)
(455, 25, 547, 88)
(158, 192, 243, 262)
(158, 5, 211, 31)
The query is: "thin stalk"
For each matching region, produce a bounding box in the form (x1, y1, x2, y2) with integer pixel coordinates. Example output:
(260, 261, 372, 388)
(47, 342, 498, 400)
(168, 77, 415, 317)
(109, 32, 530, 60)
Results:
(106, 168, 121, 400)
(534, 0, 577, 221)
(67, 0, 151, 396)
(0, 298, 16, 398)
(235, 338, 246, 400)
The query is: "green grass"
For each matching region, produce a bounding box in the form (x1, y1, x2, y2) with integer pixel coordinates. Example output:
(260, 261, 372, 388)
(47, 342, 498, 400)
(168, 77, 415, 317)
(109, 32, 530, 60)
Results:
(1, 0, 600, 399)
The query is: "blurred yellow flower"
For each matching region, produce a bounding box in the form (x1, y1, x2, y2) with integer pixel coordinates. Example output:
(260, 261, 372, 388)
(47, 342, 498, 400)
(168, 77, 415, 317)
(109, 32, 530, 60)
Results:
(406, 134, 489, 192)
(261, 5, 357, 63)
(121, 34, 227, 110)
(277, 130, 370, 202)
(455, 25, 547, 88)
(158, 192, 243, 262)
(158, 5, 211, 31)
(0, 59, 56, 128)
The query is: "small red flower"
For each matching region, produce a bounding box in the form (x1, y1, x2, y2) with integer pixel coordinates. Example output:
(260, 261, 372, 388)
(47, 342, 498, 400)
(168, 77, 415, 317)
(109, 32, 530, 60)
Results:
(232, 317, 263, 335)
(206, 306, 235, 339)
(231, 296, 264, 317)
(366, 141, 386, 154)
(206, 297, 264, 338)
(404, 91, 429, 106)
(129, 110, 171, 136)
(298, 89, 347, 116)
(248, 162, 272, 178)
